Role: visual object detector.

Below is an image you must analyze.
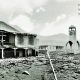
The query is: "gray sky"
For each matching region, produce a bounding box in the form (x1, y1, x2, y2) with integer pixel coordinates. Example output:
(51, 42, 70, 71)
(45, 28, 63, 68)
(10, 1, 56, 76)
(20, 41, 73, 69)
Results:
(0, 0, 80, 39)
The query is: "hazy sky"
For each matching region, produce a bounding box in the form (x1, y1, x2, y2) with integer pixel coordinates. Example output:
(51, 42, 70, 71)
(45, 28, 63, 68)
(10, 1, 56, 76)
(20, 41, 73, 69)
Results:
(0, 0, 80, 39)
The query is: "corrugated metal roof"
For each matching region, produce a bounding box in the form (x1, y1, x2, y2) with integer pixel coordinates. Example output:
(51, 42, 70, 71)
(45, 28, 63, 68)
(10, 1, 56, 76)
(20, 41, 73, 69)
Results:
(0, 21, 37, 36)
(38, 40, 67, 46)
(0, 21, 19, 33)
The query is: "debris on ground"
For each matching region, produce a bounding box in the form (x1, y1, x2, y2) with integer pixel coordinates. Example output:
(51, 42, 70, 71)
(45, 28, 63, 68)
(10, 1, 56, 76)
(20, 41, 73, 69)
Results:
(49, 52, 80, 80)
(22, 71, 30, 75)
(0, 55, 51, 80)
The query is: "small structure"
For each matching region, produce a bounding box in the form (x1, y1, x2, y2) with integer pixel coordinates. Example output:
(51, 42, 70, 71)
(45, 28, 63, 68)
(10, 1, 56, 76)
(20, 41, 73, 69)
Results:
(0, 21, 38, 58)
(37, 35, 67, 53)
(39, 45, 64, 53)
(66, 25, 79, 54)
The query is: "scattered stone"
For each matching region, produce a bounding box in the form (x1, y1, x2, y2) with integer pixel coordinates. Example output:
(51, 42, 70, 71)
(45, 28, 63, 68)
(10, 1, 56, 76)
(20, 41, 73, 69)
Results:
(63, 66, 68, 70)
(68, 56, 74, 60)
(70, 63, 75, 67)
(75, 70, 80, 74)
(15, 69, 22, 74)
(41, 75, 45, 80)
(38, 59, 43, 62)
(22, 71, 30, 75)
(8, 62, 16, 66)
(72, 76, 77, 79)
(73, 60, 80, 64)
(0, 74, 4, 78)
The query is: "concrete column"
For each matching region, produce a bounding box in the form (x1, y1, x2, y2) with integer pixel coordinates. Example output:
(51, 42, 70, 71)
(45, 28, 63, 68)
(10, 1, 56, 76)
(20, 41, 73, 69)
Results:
(19, 50, 23, 57)
(25, 49, 27, 57)
(28, 49, 32, 56)
(35, 49, 36, 56)
(27, 49, 29, 56)
(14, 48, 16, 58)
(24, 48, 28, 57)
(25, 49, 26, 57)
(2, 48, 4, 59)
(31, 49, 32, 56)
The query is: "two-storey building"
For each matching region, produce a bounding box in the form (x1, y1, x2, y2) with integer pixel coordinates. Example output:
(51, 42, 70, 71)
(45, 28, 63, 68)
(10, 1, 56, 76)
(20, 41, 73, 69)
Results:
(0, 21, 37, 58)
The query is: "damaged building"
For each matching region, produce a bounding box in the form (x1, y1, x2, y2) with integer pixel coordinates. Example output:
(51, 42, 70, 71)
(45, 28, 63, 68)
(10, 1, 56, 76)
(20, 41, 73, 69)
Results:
(66, 25, 80, 54)
(0, 21, 38, 58)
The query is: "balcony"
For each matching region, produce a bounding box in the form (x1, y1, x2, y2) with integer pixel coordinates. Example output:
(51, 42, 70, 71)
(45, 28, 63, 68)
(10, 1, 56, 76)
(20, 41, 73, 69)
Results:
(4, 42, 15, 46)
(0, 42, 15, 46)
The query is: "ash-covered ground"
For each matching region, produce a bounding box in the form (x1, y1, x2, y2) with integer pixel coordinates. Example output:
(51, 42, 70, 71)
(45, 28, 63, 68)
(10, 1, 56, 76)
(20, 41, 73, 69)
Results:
(0, 53, 54, 80)
(51, 52, 80, 80)
(1, 51, 80, 80)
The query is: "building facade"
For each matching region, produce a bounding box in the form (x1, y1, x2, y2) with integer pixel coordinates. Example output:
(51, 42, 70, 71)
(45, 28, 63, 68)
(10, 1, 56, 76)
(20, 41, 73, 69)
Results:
(0, 21, 37, 58)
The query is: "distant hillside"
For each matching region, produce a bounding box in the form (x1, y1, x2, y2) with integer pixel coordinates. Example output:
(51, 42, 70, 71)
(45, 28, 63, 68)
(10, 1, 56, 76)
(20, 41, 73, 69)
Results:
(37, 33, 69, 41)
(37, 33, 69, 46)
